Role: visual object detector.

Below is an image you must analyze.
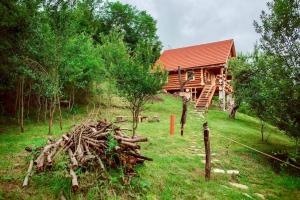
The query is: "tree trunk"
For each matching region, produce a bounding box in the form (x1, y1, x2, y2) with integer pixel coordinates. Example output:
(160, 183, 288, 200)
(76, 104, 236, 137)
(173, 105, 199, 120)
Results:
(178, 66, 190, 136)
(131, 106, 140, 138)
(37, 94, 41, 122)
(44, 98, 48, 122)
(48, 97, 56, 135)
(180, 98, 188, 136)
(20, 77, 24, 133)
(295, 138, 299, 154)
(71, 86, 75, 111)
(26, 81, 32, 118)
(15, 79, 20, 116)
(260, 119, 265, 142)
(229, 103, 239, 119)
(57, 95, 63, 130)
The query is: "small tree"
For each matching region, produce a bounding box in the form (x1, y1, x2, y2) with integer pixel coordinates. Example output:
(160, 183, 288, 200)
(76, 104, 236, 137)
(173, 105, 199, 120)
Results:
(229, 51, 271, 141)
(113, 43, 166, 137)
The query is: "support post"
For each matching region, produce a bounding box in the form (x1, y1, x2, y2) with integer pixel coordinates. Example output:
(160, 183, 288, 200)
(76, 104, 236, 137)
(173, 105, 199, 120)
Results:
(170, 114, 175, 136)
(200, 68, 204, 85)
(219, 68, 226, 111)
(203, 122, 211, 181)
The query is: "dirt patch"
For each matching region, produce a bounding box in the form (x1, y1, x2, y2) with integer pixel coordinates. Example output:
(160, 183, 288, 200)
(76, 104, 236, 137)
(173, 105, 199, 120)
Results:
(0, 180, 21, 193)
(193, 167, 205, 177)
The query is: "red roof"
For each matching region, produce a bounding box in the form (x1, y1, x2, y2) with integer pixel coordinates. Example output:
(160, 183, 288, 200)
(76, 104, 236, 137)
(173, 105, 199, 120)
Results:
(157, 39, 236, 71)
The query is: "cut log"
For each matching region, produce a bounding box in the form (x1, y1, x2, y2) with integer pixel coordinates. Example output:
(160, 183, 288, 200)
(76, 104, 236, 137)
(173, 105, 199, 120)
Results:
(22, 160, 33, 187)
(114, 135, 148, 143)
(81, 155, 96, 163)
(62, 134, 69, 141)
(47, 145, 59, 165)
(68, 149, 78, 169)
(76, 144, 84, 161)
(83, 142, 91, 155)
(120, 141, 140, 149)
(69, 168, 79, 191)
(127, 152, 153, 161)
(36, 155, 45, 171)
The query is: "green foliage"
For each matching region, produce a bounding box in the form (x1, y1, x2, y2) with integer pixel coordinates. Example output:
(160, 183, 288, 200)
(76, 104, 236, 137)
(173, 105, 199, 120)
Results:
(254, 0, 300, 68)
(106, 133, 118, 154)
(112, 41, 167, 136)
(254, 0, 300, 140)
(61, 33, 104, 95)
(99, 1, 162, 63)
(229, 51, 273, 140)
(0, 0, 162, 136)
(231, 0, 300, 142)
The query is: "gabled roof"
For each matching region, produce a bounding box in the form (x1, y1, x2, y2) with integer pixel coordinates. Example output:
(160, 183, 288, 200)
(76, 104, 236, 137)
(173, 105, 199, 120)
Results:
(157, 39, 236, 71)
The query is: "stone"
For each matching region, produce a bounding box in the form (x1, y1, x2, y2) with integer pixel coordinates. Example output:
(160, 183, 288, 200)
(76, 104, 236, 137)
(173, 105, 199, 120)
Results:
(212, 168, 225, 173)
(242, 193, 253, 199)
(201, 159, 220, 164)
(254, 193, 265, 200)
(226, 170, 239, 175)
(229, 182, 248, 190)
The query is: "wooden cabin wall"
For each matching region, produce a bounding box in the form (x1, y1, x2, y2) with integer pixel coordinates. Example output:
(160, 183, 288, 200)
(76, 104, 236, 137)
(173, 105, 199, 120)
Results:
(164, 69, 204, 90)
(163, 68, 223, 91)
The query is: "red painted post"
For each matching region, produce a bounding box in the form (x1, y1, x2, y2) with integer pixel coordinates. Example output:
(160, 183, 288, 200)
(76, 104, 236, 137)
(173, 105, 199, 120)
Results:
(170, 114, 175, 136)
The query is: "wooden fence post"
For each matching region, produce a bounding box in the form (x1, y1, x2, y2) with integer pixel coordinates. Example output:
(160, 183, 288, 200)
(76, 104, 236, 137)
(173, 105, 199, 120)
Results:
(203, 122, 211, 181)
(170, 114, 175, 136)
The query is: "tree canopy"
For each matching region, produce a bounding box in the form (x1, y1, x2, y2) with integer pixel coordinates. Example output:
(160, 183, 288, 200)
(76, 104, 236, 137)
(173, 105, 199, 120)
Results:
(230, 0, 300, 142)
(0, 0, 163, 134)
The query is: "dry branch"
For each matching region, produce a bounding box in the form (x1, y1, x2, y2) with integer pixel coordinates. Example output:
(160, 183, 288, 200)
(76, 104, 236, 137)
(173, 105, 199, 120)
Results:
(22, 160, 33, 187)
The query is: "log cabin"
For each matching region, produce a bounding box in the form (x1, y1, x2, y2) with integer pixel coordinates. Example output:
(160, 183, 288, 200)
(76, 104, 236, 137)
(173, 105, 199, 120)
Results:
(156, 39, 236, 111)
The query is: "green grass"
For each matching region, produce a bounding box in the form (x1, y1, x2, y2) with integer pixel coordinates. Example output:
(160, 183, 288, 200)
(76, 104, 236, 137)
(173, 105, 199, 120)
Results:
(0, 94, 299, 199)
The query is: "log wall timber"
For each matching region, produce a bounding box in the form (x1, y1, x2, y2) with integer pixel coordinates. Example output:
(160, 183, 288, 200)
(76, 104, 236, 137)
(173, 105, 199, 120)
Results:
(163, 67, 222, 91)
(164, 69, 206, 90)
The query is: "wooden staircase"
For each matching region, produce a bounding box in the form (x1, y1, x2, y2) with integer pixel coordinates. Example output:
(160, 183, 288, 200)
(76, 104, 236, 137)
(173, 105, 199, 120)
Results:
(195, 84, 216, 112)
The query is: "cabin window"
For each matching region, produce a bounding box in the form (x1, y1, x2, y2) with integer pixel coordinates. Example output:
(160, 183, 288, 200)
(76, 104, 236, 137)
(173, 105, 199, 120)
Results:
(186, 70, 195, 81)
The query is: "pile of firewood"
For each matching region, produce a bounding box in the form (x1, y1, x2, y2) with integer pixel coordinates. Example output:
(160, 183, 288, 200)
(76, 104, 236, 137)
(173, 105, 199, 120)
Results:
(23, 119, 152, 191)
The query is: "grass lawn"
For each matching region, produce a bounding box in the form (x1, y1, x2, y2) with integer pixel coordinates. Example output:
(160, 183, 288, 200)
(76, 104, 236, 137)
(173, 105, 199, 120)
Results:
(0, 94, 299, 199)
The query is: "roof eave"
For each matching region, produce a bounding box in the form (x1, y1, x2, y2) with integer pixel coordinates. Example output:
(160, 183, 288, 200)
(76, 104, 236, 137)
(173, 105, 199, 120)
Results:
(165, 63, 226, 72)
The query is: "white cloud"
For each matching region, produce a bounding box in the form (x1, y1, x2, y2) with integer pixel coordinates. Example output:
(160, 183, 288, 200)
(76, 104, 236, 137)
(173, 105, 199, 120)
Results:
(119, 0, 269, 53)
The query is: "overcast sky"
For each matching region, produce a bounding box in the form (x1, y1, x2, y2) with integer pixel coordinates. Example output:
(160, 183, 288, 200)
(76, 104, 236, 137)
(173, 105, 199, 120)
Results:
(119, 0, 269, 53)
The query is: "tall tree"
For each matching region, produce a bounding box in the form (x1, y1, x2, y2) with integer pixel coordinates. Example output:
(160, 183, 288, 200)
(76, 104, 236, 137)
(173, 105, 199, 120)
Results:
(254, 0, 300, 141)
(98, 1, 162, 63)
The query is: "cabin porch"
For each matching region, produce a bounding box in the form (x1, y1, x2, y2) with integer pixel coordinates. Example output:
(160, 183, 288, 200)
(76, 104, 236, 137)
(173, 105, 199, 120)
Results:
(163, 67, 233, 111)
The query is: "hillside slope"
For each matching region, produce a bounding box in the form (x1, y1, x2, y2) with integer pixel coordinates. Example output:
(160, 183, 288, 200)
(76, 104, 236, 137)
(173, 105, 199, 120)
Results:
(0, 94, 299, 199)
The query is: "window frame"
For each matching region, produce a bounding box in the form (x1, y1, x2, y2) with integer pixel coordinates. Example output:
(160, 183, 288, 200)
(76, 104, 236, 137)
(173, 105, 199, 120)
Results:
(186, 70, 195, 81)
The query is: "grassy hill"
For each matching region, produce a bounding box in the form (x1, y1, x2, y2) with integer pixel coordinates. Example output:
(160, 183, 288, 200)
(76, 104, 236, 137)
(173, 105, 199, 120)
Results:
(0, 94, 299, 199)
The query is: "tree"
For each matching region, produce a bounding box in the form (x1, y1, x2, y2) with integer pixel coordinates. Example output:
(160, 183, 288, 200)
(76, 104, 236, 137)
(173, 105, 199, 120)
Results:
(0, 0, 162, 136)
(229, 51, 271, 141)
(113, 42, 167, 137)
(61, 33, 104, 109)
(254, 0, 300, 141)
(98, 1, 162, 63)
